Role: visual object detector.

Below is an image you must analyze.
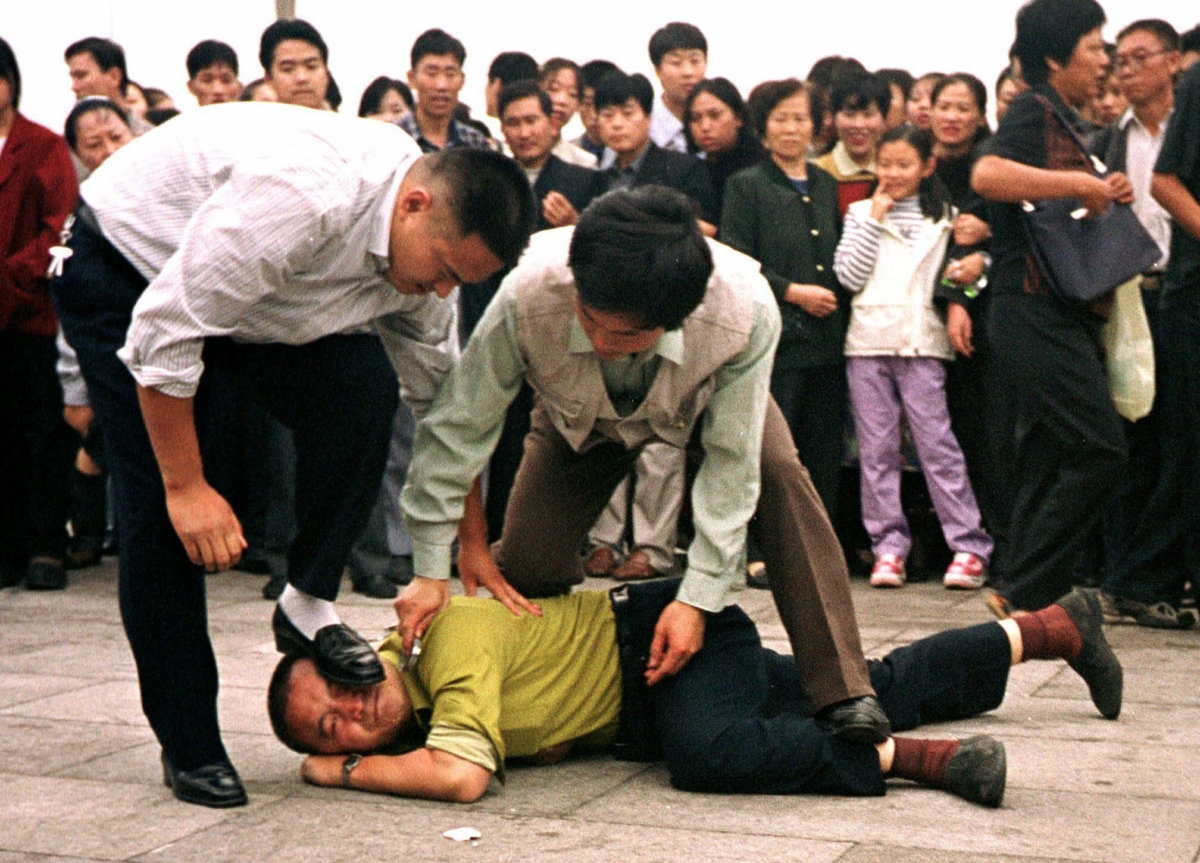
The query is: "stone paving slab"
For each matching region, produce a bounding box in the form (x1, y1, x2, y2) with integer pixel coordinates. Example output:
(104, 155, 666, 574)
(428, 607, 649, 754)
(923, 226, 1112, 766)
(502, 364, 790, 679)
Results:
(3, 565, 1199, 863)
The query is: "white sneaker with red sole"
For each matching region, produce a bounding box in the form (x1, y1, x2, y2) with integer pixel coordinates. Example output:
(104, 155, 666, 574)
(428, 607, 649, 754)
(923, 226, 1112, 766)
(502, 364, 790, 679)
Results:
(944, 552, 987, 590)
(870, 554, 906, 588)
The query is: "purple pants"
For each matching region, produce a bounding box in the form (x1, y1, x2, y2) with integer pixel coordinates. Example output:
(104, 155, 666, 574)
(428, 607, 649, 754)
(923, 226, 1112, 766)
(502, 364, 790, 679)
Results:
(847, 356, 993, 563)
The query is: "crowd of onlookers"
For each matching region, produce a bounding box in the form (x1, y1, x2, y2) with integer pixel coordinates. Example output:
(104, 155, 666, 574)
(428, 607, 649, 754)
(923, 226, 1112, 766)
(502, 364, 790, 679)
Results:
(2, 3, 1199, 630)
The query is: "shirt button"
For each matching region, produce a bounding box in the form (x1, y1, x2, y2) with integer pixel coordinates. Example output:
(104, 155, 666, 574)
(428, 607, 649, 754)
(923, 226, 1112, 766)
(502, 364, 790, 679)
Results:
(816, 264, 826, 272)
(810, 229, 820, 236)
(802, 196, 811, 203)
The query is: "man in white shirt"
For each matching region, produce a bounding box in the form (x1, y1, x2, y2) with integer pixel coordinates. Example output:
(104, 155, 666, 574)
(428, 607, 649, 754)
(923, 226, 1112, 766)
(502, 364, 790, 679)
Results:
(647, 22, 708, 154)
(51, 102, 535, 809)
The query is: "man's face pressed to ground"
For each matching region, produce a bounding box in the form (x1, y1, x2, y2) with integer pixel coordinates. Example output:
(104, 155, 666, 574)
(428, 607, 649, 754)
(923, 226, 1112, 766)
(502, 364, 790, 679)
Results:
(285, 658, 410, 754)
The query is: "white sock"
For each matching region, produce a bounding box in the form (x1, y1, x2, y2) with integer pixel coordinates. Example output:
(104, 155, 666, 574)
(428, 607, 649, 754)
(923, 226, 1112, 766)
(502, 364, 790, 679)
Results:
(278, 585, 340, 640)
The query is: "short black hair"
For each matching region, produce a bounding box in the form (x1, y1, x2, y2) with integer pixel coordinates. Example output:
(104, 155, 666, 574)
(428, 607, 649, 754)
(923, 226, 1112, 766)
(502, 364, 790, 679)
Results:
(64, 96, 129, 151)
(648, 22, 708, 68)
(580, 59, 619, 91)
(259, 19, 328, 72)
(145, 107, 179, 126)
(64, 37, 128, 89)
(593, 70, 653, 115)
(267, 654, 314, 755)
(427, 148, 536, 268)
(1182, 25, 1200, 54)
(569, 187, 713, 332)
(876, 68, 915, 102)
(498, 79, 552, 120)
(410, 28, 466, 70)
(806, 56, 867, 91)
(488, 51, 538, 85)
(746, 78, 821, 139)
(830, 72, 892, 116)
(1116, 19, 1181, 52)
(186, 39, 238, 79)
(358, 76, 412, 117)
(1012, 0, 1107, 87)
(0, 37, 20, 111)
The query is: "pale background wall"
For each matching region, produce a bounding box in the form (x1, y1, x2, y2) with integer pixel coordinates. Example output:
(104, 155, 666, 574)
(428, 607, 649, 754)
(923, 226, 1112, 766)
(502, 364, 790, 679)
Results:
(5, 1, 1198, 132)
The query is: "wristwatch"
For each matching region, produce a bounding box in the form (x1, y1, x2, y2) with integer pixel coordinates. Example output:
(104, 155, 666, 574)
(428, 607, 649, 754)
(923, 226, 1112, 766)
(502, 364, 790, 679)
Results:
(341, 753, 363, 788)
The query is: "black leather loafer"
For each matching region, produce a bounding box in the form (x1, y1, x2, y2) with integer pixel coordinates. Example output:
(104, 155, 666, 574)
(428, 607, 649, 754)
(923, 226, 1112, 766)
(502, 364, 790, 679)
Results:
(272, 606, 385, 686)
(162, 756, 248, 808)
(819, 694, 892, 744)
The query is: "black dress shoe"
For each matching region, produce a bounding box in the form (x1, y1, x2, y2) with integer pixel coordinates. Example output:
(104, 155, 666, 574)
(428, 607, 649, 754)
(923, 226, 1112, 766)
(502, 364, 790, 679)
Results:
(1057, 588, 1123, 719)
(352, 571, 398, 599)
(818, 694, 892, 744)
(262, 572, 287, 600)
(272, 606, 385, 686)
(161, 755, 248, 808)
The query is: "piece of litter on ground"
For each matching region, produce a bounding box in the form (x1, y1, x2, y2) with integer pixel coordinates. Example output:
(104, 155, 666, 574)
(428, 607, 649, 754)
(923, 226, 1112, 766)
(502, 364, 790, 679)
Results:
(443, 827, 482, 842)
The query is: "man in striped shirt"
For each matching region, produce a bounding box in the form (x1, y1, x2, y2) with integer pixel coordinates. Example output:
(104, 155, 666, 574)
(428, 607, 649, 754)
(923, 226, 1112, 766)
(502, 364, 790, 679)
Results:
(51, 102, 535, 809)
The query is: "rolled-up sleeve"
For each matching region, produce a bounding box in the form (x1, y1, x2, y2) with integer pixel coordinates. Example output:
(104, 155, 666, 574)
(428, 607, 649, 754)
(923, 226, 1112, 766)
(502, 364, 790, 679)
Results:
(676, 296, 781, 612)
(401, 284, 528, 580)
(117, 168, 332, 397)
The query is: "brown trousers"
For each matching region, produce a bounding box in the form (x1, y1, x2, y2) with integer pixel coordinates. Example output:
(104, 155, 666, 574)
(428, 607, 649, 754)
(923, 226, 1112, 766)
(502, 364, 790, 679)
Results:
(495, 396, 874, 711)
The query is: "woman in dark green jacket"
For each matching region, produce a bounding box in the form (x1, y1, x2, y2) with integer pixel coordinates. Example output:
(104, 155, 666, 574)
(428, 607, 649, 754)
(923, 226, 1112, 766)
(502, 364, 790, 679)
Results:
(720, 78, 848, 518)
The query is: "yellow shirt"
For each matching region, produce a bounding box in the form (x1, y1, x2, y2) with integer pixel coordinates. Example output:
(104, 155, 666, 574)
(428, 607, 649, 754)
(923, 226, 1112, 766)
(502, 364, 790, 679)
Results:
(379, 592, 621, 782)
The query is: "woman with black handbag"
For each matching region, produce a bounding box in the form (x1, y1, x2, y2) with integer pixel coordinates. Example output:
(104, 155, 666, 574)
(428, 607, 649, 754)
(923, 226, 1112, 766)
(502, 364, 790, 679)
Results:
(970, 0, 1136, 615)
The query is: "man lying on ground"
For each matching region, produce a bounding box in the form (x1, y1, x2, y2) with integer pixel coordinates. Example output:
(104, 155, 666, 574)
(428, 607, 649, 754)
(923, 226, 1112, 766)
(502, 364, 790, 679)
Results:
(267, 581, 1121, 809)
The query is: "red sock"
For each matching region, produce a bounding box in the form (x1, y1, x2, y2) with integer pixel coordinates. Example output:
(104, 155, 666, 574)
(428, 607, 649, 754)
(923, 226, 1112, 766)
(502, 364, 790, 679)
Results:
(888, 737, 960, 787)
(1015, 604, 1082, 661)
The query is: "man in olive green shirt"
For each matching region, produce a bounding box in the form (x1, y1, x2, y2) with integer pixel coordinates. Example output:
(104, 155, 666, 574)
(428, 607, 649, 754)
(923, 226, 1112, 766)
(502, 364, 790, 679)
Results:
(395, 186, 886, 740)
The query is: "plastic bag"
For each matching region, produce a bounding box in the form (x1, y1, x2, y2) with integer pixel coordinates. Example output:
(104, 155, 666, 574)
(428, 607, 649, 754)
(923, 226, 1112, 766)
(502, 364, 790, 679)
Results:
(1102, 276, 1155, 421)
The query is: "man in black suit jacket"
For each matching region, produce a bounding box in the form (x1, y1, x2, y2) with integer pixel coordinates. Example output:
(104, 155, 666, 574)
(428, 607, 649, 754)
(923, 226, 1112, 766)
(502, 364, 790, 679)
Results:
(593, 69, 717, 231)
(499, 81, 609, 231)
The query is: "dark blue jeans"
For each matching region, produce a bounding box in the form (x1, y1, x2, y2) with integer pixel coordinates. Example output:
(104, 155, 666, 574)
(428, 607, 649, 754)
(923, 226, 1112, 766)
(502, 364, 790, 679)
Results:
(53, 213, 398, 770)
(615, 580, 1012, 796)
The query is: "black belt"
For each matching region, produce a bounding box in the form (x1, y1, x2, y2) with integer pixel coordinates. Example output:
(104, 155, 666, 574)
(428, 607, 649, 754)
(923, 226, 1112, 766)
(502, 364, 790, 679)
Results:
(609, 577, 681, 762)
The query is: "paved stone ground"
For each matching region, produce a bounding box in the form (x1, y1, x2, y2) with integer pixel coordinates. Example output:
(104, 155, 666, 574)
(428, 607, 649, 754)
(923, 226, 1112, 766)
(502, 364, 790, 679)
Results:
(2, 559, 1198, 863)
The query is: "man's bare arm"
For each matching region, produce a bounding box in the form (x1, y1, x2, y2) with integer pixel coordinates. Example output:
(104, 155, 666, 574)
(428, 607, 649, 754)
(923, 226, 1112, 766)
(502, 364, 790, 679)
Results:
(1152, 173, 1200, 242)
(136, 385, 246, 571)
(301, 748, 492, 803)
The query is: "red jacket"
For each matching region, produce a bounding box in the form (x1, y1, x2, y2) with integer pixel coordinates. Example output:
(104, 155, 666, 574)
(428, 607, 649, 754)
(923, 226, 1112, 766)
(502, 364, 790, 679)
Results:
(0, 112, 79, 336)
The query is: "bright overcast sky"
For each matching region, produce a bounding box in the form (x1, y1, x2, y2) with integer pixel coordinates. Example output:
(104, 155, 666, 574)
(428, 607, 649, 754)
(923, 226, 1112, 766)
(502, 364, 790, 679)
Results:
(7, 0, 1199, 132)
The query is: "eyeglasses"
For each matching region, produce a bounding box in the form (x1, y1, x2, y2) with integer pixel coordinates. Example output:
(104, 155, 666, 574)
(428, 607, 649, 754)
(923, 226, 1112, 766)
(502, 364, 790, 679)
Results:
(1114, 49, 1171, 72)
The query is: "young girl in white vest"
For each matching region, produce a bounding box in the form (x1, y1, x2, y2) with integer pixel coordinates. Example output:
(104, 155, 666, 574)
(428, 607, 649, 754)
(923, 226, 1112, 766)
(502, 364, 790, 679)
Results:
(834, 124, 992, 591)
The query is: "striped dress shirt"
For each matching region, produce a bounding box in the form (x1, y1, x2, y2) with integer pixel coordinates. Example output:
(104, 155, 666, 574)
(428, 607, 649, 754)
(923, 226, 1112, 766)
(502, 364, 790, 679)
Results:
(80, 101, 457, 417)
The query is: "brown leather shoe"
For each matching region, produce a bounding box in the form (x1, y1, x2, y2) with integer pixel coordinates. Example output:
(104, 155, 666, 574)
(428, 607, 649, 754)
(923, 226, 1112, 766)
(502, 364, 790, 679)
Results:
(586, 545, 619, 576)
(612, 549, 661, 581)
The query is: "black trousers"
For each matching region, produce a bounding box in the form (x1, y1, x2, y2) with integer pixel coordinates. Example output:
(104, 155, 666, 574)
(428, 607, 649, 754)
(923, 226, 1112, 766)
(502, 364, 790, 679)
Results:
(613, 579, 1012, 795)
(0, 331, 75, 565)
(987, 294, 1127, 610)
(769, 360, 845, 519)
(53, 214, 398, 769)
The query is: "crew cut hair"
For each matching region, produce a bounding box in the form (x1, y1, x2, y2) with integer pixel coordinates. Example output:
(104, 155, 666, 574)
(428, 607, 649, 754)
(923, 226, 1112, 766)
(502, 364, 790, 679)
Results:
(187, 39, 238, 78)
(267, 654, 313, 755)
(593, 70, 653, 115)
(1011, 0, 1106, 86)
(648, 22, 708, 67)
(410, 28, 466, 69)
(488, 51, 538, 85)
(428, 148, 537, 268)
(259, 19, 329, 71)
(64, 37, 128, 89)
(569, 186, 713, 332)
(498, 79, 552, 120)
(1116, 19, 1181, 52)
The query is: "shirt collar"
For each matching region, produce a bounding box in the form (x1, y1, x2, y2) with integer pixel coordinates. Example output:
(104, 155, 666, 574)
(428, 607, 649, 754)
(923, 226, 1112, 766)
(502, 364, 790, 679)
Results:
(616, 141, 652, 174)
(831, 140, 874, 177)
(567, 314, 683, 364)
(368, 161, 411, 264)
(1120, 106, 1172, 135)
